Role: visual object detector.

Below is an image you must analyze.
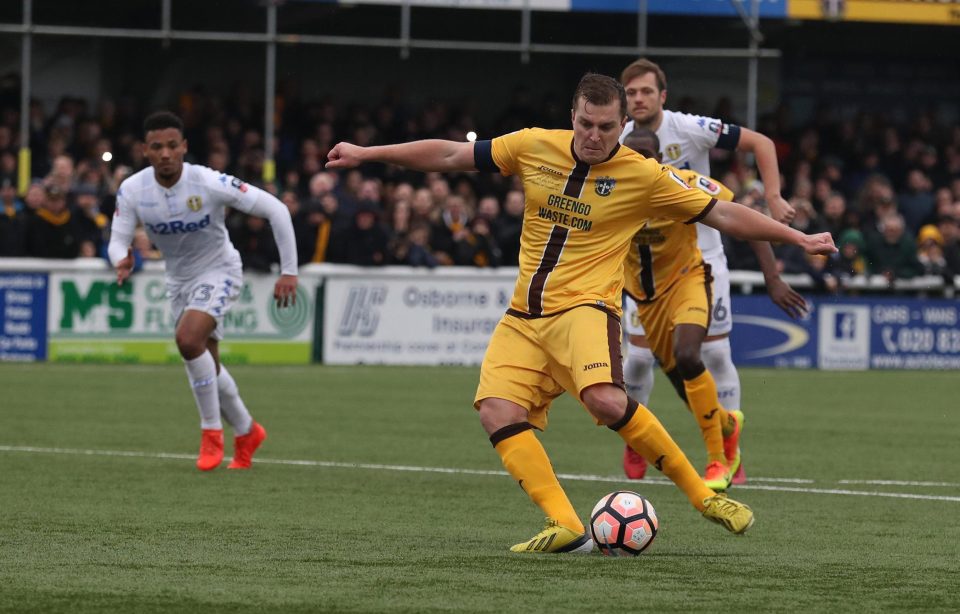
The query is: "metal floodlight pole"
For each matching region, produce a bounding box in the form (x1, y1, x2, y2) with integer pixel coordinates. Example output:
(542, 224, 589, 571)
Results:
(264, 0, 278, 186)
(18, 0, 32, 196)
(637, 0, 648, 51)
(746, 0, 760, 129)
(521, 0, 531, 64)
(400, 0, 411, 59)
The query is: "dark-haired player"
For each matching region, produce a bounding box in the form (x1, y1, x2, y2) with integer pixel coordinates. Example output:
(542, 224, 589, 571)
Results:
(108, 111, 298, 471)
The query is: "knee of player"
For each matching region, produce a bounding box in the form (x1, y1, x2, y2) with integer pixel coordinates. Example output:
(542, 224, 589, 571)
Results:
(580, 384, 627, 426)
(175, 331, 207, 359)
(673, 346, 704, 379)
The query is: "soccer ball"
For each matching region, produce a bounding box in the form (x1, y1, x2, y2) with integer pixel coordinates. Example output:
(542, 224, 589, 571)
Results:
(589, 491, 658, 556)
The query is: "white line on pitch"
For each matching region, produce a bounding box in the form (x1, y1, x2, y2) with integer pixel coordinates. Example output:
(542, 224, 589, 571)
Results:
(838, 479, 957, 487)
(1, 445, 957, 503)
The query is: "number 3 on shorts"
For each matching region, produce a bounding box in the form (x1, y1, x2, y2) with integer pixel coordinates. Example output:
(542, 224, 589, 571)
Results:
(191, 283, 215, 305)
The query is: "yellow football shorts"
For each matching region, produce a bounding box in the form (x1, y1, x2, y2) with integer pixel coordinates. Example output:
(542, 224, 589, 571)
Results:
(634, 263, 713, 373)
(474, 305, 624, 430)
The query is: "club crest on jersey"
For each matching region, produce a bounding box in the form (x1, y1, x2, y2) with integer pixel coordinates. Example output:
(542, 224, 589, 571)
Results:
(595, 176, 616, 197)
(665, 144, 681, 160)
(186, 196, 203, 212)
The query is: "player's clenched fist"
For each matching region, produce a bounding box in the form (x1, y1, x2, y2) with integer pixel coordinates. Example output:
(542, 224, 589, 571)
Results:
(800, 232, 837, 256)
(326, 142, 363, 169)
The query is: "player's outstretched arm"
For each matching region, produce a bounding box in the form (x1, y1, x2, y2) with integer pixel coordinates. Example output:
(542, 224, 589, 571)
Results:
(750, 241, 808, 319)
(326, 140, 477, 173)
(702, 200, 836, 256)
(737, 128, 795, 224)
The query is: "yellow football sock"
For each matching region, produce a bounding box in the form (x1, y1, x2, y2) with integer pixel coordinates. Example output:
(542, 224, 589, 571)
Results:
(613, 403, 714, 511)
(493, 426, 583, 532)
(683, 370, 727, 464)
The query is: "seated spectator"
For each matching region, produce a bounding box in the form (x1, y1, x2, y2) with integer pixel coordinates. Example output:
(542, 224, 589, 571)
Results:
(916, 225, 947, 276)
(460, 216, 502, 268)
(72, 183, 109, 253)
(497, 190, 524, 266)
(0, 176, 26, 256)
(232, 213, 279, 273)
(936, 216, 960, 279)
(24, 184, 82, 258)
(821, 192, 851, 241)
(397, 222, 438, 268)
(865, 213, 923, 280)
(280, 190, 316, 265)
(343, 201, 388, 266)
(829, 229, 868, 285)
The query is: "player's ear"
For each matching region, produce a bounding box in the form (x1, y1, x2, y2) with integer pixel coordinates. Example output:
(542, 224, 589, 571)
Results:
(660, 88, 667, 106)
(570, 108, 576, 127)
(182, 138, 189, 153)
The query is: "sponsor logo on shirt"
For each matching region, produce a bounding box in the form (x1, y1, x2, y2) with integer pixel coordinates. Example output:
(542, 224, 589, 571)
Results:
(230, 177, 248, 193)
(145, 214, 211, 235)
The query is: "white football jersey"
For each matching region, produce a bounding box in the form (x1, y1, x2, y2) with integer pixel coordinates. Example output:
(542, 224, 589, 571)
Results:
(113, 162, 261, 283)
(622, 110, 741, 261)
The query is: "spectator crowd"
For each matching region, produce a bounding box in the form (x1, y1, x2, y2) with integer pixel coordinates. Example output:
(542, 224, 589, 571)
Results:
(1, 74, 959, 294)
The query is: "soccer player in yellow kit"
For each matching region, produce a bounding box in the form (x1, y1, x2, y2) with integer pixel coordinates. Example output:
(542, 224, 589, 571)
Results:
(621, 128, 806, 491)
(327, 74, 835, 553)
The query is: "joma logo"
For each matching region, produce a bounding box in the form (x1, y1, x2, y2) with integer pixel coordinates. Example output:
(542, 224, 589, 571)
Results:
(582, 361, 609, 371)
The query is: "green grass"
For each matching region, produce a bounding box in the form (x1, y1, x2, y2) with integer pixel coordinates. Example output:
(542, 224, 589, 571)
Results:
(1, 364, 958, 613)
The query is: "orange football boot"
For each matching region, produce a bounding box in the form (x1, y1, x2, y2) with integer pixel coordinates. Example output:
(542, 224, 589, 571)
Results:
(228, 422, 267, 469)
(197, 429, 224, 471)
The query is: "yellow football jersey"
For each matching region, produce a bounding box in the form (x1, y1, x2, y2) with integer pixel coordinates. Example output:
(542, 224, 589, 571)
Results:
(477, 128, 715, 318)
(623, 168, 734, 302)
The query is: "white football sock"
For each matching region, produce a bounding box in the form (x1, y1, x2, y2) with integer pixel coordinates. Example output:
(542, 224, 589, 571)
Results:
(218, 365, 253, 436)
(183, 350, 222, 430)
(701, 337, 741, 411)
(624, 343, 656, 406)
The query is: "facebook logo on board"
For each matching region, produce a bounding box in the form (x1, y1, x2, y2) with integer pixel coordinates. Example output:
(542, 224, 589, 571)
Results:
(818, 305, 870, 370)
(834, 311, 857, 340)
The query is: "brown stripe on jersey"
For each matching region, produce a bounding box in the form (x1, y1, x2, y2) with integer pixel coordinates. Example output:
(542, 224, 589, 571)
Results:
(703, 261, 714, 330)
(563, 159, 591, 198)
(605, 310, 624, 387)
(638, 243, 655, 300)
(527, 225, 569, 316)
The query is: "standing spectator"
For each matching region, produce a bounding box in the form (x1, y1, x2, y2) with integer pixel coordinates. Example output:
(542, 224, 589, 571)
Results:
(431, 194, 472, 265)
(865, 213, 923, 280)
(24, 185, 82, 258)
(898, 169, 935, 233)
(0, 176, 26, 256)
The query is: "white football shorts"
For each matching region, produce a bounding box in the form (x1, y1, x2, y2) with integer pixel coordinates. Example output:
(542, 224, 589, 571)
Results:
(169, 269, 243, 341)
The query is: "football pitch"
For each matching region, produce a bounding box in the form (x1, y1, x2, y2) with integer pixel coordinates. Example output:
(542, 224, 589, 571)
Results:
(1, 363, 958, 613)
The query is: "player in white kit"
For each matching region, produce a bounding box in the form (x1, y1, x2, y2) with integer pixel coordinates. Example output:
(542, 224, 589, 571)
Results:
(618, 59, 803, 483)
(108, 111, 298, 471)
